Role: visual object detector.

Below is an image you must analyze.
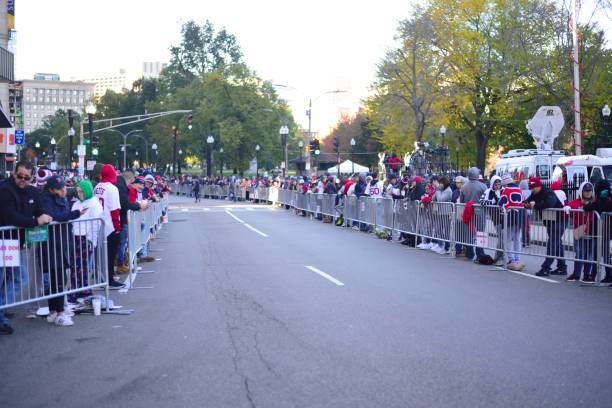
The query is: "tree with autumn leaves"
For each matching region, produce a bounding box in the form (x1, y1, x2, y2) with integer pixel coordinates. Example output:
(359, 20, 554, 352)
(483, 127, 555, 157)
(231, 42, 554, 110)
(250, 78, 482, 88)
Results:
(366, 0, 610, 171)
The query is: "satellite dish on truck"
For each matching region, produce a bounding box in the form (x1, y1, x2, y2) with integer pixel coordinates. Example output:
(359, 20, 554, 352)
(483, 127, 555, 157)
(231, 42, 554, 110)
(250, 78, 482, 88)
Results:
(526, 106, 564, 151)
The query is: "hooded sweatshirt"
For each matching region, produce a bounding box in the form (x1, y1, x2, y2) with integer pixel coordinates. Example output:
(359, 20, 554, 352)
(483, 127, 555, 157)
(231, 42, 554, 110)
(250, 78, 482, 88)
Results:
(565, 182, 595, 232)
(72, 179, 103, 245)
(94, 164, 121, 236)
(460, 167, 487, 203)
(480, 175, 501, 206)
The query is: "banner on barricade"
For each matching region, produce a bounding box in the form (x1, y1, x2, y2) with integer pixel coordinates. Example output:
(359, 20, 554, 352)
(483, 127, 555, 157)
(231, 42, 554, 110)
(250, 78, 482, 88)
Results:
(476, 231, 488, 248)
(0, 239, 20, 267)
(26, 225, 49, 244)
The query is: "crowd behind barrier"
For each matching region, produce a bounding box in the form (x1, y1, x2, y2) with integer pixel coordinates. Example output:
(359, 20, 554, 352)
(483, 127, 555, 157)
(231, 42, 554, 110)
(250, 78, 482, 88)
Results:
(0, 161, 171, 335)
(270, 188, 610, 283)
(169, 172, 611, 285)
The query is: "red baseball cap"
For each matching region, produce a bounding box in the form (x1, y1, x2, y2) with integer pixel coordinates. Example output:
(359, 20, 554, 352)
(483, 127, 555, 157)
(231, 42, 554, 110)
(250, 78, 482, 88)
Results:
(528, 177, 542, 189)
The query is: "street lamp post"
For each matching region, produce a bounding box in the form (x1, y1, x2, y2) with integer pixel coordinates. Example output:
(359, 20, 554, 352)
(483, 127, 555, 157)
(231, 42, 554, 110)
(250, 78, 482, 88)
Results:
(255, 144, 260, 176)
(206, 135, 215, 178)
(107, 129, 143, 170)
(279, 125, 289, 178)
(67, 127, 75, 169)
(603, 104, 610, 146)
(456, 147, 460, 173)
(152, 143, 158, 170)
(440, 125, 446, 146)
(219, 147, 224, 176)
(178, 149, 183, 175)
(298, 140, 304, 176)
(86, 103, 97, 162)
(439, 125, 447, 173)
(350, 138, 356, 174)
(172, 126, 178, 176)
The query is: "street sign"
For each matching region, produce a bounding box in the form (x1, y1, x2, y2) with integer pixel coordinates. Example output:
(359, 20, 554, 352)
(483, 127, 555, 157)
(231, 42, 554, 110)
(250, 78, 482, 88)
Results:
(14, 129, 24, 145)
(86, 160, 96, 171)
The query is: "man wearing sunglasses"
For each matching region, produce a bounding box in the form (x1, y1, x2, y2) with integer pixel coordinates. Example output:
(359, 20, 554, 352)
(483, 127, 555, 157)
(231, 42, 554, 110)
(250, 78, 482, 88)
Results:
(0, 161, 53, 335)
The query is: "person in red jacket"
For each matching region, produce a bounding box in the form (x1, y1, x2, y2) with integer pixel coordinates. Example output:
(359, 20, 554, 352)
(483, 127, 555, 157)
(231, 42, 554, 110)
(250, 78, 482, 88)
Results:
(94, 164, 125, 288)
(563, 182, 596, 282)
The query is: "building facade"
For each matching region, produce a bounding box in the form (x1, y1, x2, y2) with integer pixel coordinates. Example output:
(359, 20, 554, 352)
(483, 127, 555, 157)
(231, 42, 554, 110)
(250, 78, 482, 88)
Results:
(80, 69, 128, 98)
(10, 78, 95, 134)
(142, 61, 167, 79)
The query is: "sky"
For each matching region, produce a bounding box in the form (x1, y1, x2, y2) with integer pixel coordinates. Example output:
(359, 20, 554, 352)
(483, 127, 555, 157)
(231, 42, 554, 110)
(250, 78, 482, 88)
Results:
(14, 0, 610, 139)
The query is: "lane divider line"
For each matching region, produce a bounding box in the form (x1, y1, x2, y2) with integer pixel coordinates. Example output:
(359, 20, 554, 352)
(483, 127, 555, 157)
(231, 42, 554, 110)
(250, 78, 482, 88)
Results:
(506, 270, 559, 284)
(225, 210, 269, 238)
(305, 265, 345, 286)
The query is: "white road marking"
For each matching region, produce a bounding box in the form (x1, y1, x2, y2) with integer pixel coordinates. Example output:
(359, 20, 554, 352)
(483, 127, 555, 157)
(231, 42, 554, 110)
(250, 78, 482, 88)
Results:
(203, 208, 211, 211)
(506, 270, 559, 284)
(246, 207, 255, 211)
(181, 208, 189, 212)
(243, 223, 269, 237)
(225, 210, 269, 237)
(305, 265, 345, 286)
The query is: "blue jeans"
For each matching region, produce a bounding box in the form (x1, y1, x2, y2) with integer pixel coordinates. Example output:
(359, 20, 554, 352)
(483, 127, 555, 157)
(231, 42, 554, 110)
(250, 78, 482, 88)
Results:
(542, 221, 567, 270)
(0, 268, 10, 325)
(573, 238, 595, 278)
(117, 225, 129, 264)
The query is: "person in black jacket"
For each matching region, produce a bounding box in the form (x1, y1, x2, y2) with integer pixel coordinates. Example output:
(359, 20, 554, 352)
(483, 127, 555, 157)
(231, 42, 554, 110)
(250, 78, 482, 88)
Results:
(41, 176, 84, 326)
(0, 161, 52, 334)
(524, 177, 566, 276)
(116, 170, 147, 271)
(583, 180, 612, 284)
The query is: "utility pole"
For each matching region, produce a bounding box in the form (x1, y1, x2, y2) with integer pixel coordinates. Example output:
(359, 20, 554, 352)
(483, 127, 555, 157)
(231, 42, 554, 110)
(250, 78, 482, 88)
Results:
(571, 0, 582, 155)
(172, 126, 178, 176)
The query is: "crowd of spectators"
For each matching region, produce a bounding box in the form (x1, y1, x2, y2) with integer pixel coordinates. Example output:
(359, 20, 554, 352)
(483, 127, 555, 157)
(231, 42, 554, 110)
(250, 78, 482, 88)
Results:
(0, 162, 170, 335)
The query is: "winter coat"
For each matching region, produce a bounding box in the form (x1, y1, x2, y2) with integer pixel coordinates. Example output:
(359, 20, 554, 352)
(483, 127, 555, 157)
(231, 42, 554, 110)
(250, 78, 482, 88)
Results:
(41, 190, 81, 270)
(460, 167, 486, 203)
(0, 178, 45, 243)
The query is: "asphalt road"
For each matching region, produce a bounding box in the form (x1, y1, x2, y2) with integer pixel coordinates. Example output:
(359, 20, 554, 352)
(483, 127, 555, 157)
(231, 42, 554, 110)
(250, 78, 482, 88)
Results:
(2, 195, 612, 408)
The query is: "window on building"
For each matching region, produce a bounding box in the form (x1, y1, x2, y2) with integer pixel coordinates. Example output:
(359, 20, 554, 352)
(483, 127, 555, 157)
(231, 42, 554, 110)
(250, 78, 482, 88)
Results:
(25, 88, 30, 94)
(46, 89, 51, 94)
(52, 97, 57, 103)
(73, 90, 77, 95)
(45, 97, 50, 103)
(38, 89, 43, 94)
(26, 121, 30, 126)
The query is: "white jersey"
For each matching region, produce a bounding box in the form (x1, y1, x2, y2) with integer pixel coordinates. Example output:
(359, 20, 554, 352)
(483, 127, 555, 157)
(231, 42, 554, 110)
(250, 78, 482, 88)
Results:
(93, 181, 121, 237)
(386, 184, 400, 198)
(366, 181, 384, 198)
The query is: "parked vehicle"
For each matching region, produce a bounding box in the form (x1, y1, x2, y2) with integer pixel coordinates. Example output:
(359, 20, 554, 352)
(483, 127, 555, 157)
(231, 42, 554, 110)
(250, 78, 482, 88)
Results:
(494, 149, 566, 181)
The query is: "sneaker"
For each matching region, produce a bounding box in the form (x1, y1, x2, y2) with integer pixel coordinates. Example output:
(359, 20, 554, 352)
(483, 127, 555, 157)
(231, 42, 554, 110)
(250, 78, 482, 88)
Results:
(515, 262, 526, 271)
(0, 323, 13, 335)
(416, 242, 429, 249)
(109, 281, 126, 288)
(429, 244, 441, 252)
(63, 309, 75, 317)
(506, 262, 518, 271)
(46, 312, 58, 323)
(435, 246, 447, 255)
(494, 259, 505, 267)
(535, 269, 550, 277)
(566, 274, 578, 282)
(600, 276, 612, 284)
(551, 268, 567, 276)
(582, 274, 595, 283)
(54, 314, 74, 327)
(25, 308, 38, 319)
(351, 226, 360, 231)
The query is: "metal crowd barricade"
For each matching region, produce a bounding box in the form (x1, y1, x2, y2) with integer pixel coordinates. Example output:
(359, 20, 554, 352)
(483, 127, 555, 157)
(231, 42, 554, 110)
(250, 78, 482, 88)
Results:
(600, 213, 612, 282)
(296, 193, 308, 211)
(321, 194, 336, 217)
(394, 199, 419, 235)
(344, 195, 358, 224)
(511, 208, 600, 274)
(454, 203, 504, 255)
(126, 199, 168, 289)
(416, 201, 455, 249)
(0, 218, 109, 312)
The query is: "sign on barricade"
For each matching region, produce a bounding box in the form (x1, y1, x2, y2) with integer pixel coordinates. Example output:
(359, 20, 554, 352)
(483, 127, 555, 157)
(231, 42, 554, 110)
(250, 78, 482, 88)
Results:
(0, 239, 20, 267)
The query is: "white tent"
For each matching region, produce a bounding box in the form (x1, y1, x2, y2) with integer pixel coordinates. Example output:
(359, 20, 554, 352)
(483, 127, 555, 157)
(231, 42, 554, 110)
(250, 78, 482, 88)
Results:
(327, 160, 369, 175)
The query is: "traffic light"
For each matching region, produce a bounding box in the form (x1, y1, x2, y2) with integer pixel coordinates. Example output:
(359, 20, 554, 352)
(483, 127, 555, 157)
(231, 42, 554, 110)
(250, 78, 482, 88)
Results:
(313, 139, 320, 156)
(333, 136, 340, 153)
(67, 109, 74, 128)
(309, 139, 315, 152)
(187, 113, 193, 130)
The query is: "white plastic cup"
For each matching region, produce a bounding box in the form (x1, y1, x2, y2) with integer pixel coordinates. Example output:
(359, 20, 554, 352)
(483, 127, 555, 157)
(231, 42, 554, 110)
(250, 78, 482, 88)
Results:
(92, 297, 102, 316)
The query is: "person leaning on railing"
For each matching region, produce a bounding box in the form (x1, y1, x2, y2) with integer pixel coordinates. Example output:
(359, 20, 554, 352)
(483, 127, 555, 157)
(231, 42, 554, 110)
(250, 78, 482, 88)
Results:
(524, 177, 567, 277)
(41, 176, 86, 327)
(0, 161, 53, 335)
(564, 182, 597, 282)
(582, 179, 612, 284)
